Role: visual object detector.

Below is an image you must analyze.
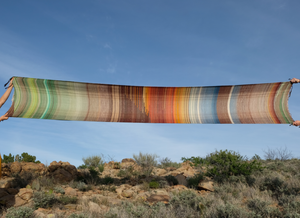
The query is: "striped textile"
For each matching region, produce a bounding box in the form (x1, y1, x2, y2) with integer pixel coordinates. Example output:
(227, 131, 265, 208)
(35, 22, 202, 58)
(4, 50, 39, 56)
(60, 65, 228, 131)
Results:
(7, 77, 293, 124)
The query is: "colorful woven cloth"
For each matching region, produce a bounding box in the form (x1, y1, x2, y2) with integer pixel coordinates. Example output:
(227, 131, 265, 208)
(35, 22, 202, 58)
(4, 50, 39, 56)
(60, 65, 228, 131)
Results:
(7, 77, 293, 124)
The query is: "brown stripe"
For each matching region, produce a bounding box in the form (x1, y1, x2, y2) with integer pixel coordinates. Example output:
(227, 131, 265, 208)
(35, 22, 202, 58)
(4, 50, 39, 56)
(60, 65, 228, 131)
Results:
(217, 86, 232, 123)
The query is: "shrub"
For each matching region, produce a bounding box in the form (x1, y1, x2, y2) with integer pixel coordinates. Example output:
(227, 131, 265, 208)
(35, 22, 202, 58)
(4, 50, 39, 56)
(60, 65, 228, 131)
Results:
(247, 198, 281, 217)
(5, 206, 35, 218)
(158, 179, 169, 188)
(181, 156, 208, 167)
(12, 172, 35, 188)
(214, 203, 253, 218)
(68, 214, 88, 218)
(205, 150, 264, 183)
(33, 191, 58, 209)
(149, 180, 159, 189)
(187, 173, 205, 189)
(82, 155, 105, 168)
(78, 167, 101, 185)
(133, 152, 159, 177)
(165, 175, 179, 186)
(263, 146, 293, 161)
(15, 152, 40, 163)
(54, 186, 65, 194)
(117, 166, 138, 179)
(101, 176, 114, 185)
(59, 196, 78, 205)
(170, 190, 203, 210)
(259, 176, 300, 199)
(159, 157, 181, 169)
(2, 153, 14, 163)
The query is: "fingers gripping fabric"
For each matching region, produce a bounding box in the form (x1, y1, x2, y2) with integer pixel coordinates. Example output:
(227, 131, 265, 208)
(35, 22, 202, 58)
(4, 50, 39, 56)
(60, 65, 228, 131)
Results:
(7, 77, 293, 124)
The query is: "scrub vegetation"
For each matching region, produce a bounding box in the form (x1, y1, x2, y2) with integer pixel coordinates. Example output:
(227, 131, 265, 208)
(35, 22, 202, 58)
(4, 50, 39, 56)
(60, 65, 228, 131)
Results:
(1, 147, 300, 217)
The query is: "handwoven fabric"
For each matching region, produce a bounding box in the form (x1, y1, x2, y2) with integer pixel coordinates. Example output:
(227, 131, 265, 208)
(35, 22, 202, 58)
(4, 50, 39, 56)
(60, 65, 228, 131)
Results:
(7, 77, 293, 124)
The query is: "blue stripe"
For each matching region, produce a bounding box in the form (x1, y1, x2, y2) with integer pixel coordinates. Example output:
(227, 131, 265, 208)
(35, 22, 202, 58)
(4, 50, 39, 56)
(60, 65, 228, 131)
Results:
(200, 87, 220, 123)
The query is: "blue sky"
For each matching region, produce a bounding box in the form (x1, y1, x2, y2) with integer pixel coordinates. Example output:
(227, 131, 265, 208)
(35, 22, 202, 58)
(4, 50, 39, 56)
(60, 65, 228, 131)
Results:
(1, 0, 300, 166)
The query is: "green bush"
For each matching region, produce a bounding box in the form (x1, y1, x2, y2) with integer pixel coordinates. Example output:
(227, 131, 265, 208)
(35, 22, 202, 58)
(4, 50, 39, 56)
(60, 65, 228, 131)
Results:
(59, 196, 78, 205)
(2, 153, 14, 163)
(68, 214, 88, 218)
(181, 156, 208, 167)
(15, 152, 40, 163)
(165, 175, 179, 186)
(5, 206, 35, 218)
(247, 198, 281, 217)
(33, 191, 58, 209)
(102, 176, 114, 185)
(205, 150, 264, 183)
(214, 203, 253, 218)
(159, 157, 181, 169)
(149, 180, 159, 189)
(187, 173, 205, 189)
(78, 167, 101, 185)
(54, 186, 65, 194)
(133, 152, 159, 177)
(170, 190, 204, 210)
(259, 176, 300, 199)
(82, 155, 105, 168)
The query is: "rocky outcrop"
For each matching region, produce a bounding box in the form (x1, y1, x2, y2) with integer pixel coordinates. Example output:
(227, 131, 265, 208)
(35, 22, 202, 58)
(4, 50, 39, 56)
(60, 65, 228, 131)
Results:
(47, 161, 78, 183)
(1, 162, 46, 178)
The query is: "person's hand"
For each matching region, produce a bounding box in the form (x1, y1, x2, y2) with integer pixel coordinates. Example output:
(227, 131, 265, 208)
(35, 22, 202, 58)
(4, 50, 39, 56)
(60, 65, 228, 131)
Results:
(0, 113, 9, 122)
(9, 77, 14, 87)
(293, 120, 300, 126)
(290, 78, 300, 83)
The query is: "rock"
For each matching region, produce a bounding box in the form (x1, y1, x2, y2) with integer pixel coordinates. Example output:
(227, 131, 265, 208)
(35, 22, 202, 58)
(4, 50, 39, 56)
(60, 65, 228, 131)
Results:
(122, 189, 135, 198)
(152, 168, 167, 176)
(88, 201, 101, 213)
(198, 180, 214, 192)
(1, 163, 11, 177)
(175, 174, 188, 186)
(33, 209, 46, 218)
(0, 178, 15, 188)
(115, 186, 126, 195)
(147, 194, 170, 204)
(65, 187, 77, 196)
(48, 161, 77, 183)
(18, 188, 33, 201)
(120, 158, 136, 169)
(6, 188, 18, 195)
(10, 162, 22, 174)
(0, 194, 15, 207)
(0, 189, 9, 198)
(121, 158, 135, 164)
(64, 204, 77, 210)
(14, 195, 28, 207)
(166, 167, 176, 171)
(21, 162, 46, 175)
(171, 185, 189, 192)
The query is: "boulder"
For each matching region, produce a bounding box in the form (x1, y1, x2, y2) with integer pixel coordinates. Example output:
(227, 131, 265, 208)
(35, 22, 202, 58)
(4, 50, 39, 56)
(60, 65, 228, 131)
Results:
(121, 158, 135, 164)
(21, 162, 46, 175)
(0, 163, 11, 177)
(198, 179, 214, 192)
(10, 162, 22, 174)
(175, 174, 188, 186)
(48, 161, 77, 183)
(18, 188, 33, 201)
(65, 187, 77, 196)
(147, 194, 170, 204)
(88, 201, 101, 213)
(152, 168, 167, 176)
(122, 189, 135, 198)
